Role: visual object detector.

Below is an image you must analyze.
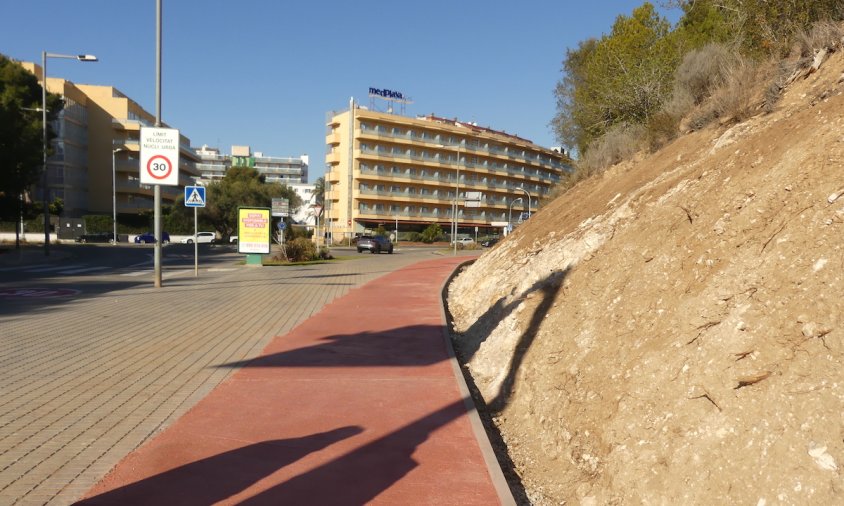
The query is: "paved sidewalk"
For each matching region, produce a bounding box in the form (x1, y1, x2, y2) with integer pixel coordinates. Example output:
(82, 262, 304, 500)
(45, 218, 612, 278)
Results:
(78, 255, 509, 505)
(0, 247, 481, 505)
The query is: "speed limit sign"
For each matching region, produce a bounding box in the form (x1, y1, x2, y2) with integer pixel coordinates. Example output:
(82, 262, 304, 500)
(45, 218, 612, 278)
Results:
(140, 127, 180, 186)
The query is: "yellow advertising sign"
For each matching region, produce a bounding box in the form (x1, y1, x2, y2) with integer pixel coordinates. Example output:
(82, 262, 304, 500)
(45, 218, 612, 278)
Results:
(237, 207, 271, 254)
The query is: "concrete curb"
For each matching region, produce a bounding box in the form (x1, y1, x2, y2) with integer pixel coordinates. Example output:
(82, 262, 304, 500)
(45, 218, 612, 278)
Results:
(440, 259, 516, 506)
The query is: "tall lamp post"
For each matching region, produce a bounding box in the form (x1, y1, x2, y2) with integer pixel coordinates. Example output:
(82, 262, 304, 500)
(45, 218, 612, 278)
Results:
(112, 148, 127, 245)
(41, 51, 97, 255)
(508, 197, 523, 233)
(516, 187, 532, 220)
(453, 142, 461, 256)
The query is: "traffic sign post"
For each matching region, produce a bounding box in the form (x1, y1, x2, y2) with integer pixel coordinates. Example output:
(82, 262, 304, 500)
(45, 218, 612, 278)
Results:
(140, 126, 180, 288)
(184, 186, 206, 207)
(184, 186, 206, 277)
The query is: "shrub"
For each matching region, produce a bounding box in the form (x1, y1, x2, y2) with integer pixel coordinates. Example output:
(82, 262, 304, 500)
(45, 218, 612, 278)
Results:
(83, 215, 111, 233)
(283, 237, 317, 262)
(420, 223, 443, 243)
(797, 20, 844, 57)
(318, 246, 333, 260)
(674, 43, 736, 106)
(646, 110, 679, 152)
(579, 123, 645, 173)
(709, 54, 759, 123)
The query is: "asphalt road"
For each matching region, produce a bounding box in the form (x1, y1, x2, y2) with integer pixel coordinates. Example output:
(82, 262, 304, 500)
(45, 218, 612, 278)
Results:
(0, 242, 241, 284)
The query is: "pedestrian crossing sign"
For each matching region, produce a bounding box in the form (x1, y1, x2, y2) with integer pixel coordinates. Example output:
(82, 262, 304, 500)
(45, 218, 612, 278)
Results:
(184, 186, 206, 208)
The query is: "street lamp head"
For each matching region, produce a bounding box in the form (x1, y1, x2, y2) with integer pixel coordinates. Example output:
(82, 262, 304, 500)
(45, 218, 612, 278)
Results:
(77, 54, 98, 62)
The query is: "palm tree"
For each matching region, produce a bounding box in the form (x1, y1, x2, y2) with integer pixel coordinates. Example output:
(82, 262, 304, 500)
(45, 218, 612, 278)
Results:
(313, 176, 325, 205)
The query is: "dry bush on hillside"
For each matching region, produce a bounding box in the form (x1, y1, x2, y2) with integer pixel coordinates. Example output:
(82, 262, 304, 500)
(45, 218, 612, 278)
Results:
(645, 110, 680, 152)
(765, 21, 844, 112)
(682, 51, 760, 128)
(661, 44, 740, 133)
(710, 54, 760, 122)
(797, 20, 844, 57)
(541, 166, 592, 202)
(674, 43, 736, 105)
(579, 123, 645, 173)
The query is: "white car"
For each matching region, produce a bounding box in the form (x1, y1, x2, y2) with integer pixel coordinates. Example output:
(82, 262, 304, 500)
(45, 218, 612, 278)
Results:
(452, 237, 475, 246)
(181, 232, 216, 244)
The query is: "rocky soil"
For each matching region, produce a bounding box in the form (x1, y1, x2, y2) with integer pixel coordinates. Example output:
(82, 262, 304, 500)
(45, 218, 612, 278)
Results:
(448, 47, 844, 504)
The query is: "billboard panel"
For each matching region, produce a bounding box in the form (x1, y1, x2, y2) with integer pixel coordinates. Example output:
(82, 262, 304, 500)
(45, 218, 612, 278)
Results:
(237, 207, 271, 254)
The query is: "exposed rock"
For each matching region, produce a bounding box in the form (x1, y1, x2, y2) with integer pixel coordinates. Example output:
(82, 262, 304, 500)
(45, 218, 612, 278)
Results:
(448, 41, 844, 505)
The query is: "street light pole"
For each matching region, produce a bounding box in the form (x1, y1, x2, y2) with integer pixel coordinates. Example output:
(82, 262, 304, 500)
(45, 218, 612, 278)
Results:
(41, 51, 97, 255)
(453, 142, 461, 256)
(112, 148, 126, 245)
(508, 197, 522, 233)
(517, 187, 532, 219)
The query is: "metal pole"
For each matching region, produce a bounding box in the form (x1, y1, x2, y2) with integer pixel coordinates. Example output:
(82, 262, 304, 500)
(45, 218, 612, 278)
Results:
(508, 197, 522, 233)
(41, 51, 49, 256)
(517, 188, 531, 220)
(194, 206, 198, 277)
(112, 149, 118, 245)
(17, 193, 23, 249)
(453, 143, 460, 256)
(395, 214, 398, 250)
(153, 0, 163, 288)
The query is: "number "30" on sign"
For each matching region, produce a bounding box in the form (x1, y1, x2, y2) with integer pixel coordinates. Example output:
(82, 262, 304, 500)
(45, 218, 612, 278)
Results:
(147, 155, 172, 179)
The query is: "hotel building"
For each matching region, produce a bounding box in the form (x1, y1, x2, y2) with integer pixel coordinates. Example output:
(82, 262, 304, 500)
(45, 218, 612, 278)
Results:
(324, 99, 571, 241)
(21, 62, 200, 218)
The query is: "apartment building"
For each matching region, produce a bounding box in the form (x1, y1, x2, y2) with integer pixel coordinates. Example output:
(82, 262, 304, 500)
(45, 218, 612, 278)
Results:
(324, 99, 571, 241)
(194, 145, 228, 182)
(231, 145, 308, 185)
(21, 62, 200, 217)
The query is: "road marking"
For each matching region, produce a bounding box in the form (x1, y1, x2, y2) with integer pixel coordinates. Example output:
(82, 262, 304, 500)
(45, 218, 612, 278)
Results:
(121, 270, 150, 277)
(0, 263, 52, 272)
(59, 266, 111, 275)
(121, 269, 193, 279)
(26, 264, 85, 273)
(163, 270, 192, 279)
(0, 287, 80, 298)
(207, 268, 237, 272)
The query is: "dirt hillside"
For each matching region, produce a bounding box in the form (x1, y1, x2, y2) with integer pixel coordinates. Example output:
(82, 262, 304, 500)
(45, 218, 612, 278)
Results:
(448, 48, 844, 504)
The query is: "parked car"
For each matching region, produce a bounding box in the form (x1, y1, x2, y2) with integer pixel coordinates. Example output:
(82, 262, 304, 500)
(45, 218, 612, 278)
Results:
(452, 237, 475, 246)
(134, 231, 170, 244)
(180, 232, 215, 244)
(356, 235, 393, 254)
(75, 232, 117, 244)
(481, 237, 500, 248)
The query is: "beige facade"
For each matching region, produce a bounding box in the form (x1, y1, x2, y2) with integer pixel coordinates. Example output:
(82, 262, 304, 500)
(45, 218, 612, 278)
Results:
(324, 102, 571, 241)
(21, 62, 200, 217)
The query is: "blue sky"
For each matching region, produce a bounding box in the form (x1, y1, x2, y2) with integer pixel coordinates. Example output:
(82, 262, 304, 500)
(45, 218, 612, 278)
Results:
(2, 1, 679, 182)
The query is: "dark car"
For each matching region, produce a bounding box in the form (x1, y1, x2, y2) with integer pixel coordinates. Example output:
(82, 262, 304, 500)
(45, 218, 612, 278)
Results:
(134, 231, 171, 244)
(356, 235, 393, 254)
(75, 232, 117, 244)
(481, 237, 500, 248)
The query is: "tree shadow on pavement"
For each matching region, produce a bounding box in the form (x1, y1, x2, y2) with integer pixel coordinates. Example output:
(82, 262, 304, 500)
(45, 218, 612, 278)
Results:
(76, 426, 363, 506)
